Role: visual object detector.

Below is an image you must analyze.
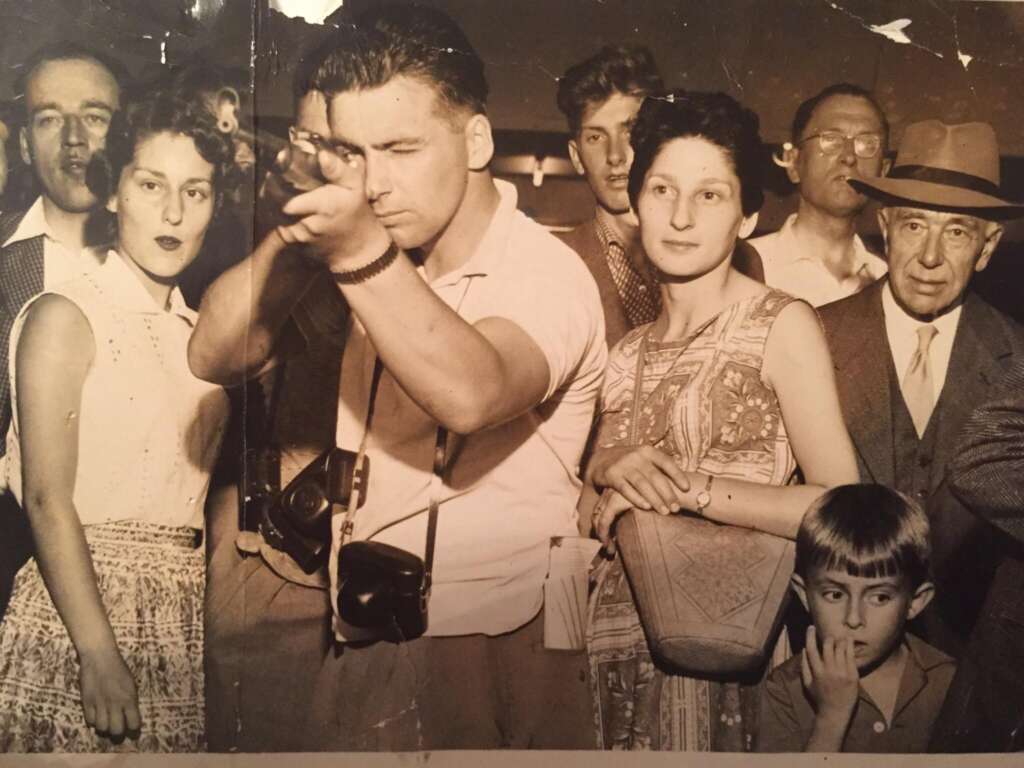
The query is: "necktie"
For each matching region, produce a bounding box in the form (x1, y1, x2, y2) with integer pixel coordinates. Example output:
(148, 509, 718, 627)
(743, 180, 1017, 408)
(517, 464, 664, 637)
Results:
(901, 325, 938, 436)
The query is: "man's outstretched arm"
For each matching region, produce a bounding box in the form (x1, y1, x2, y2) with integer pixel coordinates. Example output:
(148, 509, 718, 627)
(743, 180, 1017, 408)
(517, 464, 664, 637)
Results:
(188, 230, 319, 386)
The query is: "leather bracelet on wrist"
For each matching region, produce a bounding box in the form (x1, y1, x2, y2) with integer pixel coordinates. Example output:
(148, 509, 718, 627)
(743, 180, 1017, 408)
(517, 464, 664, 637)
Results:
(330, 242, 399, 285)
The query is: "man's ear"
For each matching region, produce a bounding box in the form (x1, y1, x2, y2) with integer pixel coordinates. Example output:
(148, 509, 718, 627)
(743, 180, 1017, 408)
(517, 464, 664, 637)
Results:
(738, 210, 759, 240)
(791, 573, 809, 612)
(906, 581, 935, 622)
(783, 144, 801, 185)
(19, 126, 32, 167)
(974, 221, 1004, 274)
(464, 113, 494, 172)
(105, 195, 117, 214)
(567, 137, 585, 176)
(880, 155, 893, 177)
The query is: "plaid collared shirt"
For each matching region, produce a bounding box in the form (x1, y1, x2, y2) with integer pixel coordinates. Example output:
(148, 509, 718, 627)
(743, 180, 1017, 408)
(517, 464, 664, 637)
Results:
(594, 214, 660, 328)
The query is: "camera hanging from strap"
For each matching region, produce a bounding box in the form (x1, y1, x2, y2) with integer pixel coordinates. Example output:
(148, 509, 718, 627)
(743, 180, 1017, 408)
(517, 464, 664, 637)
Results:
(334, 357, 448, 642)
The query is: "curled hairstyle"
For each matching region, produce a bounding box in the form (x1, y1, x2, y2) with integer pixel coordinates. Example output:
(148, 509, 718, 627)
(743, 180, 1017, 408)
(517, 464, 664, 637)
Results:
(556, 45, 664, 135)
(796, 484, 931, 589)
(628, 90, 765, 217)
(311, 3, 488, 119)
(86, 90, 237, 207)
(790, 82, 889, 146)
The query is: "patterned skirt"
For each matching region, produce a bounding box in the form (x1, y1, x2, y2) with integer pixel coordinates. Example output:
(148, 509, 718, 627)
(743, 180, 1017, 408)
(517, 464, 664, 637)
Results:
(0, 520, 205, 753)
(587, 554, 790, 751)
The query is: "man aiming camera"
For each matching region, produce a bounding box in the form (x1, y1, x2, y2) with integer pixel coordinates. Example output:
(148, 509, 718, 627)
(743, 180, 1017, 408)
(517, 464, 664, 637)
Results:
(190, 4, 605, 750)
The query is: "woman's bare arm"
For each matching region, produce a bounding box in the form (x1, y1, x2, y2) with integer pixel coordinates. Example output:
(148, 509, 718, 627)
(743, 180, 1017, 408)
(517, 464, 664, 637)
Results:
(16, 295, 140, 737)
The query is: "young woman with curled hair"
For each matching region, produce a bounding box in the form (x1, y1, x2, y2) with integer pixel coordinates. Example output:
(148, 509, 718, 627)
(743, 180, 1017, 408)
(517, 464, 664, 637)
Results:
(580, 90, 859, 750)
(0, 90, 234, 752)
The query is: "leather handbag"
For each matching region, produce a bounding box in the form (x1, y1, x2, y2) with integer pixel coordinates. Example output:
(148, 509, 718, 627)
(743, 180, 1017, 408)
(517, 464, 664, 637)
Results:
(614, 326, 795, 676)
(617, 510, 794, 676)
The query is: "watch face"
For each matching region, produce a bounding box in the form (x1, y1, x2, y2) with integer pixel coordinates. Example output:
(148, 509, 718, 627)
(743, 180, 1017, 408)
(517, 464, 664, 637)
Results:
(696, 491, 711, 509)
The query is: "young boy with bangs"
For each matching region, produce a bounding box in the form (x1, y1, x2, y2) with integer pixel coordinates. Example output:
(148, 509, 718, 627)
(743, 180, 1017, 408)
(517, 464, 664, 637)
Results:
(758, 484, 956, 752)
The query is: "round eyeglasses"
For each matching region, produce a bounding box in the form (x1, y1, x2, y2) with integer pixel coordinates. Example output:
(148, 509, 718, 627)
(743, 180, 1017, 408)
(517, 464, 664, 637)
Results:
(799, 131, 883, 159)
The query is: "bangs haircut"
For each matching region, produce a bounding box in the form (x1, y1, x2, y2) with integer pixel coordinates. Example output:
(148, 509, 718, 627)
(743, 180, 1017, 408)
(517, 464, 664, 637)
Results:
(796, 484, 931, 589)
(628, 89, 764, 217)
(790, 82, 889, 146)
(311, 3, 488, 125)
(556, 45, 664, 135)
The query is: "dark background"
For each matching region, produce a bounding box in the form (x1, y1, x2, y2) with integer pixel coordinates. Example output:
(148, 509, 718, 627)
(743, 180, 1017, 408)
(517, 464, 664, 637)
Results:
(1, 0, 1022, 311)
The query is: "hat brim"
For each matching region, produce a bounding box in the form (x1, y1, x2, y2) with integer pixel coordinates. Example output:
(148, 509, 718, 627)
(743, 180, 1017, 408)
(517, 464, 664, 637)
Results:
(848, 178, 1024, 220)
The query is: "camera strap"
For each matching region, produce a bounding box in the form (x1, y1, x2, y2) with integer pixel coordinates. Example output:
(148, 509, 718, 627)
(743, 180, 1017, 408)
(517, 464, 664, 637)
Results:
(336, 357, 448, 597)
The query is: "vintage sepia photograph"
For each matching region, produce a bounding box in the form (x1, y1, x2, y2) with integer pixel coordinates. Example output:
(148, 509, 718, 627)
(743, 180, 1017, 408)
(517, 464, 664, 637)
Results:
(0, 0, 1022, 763)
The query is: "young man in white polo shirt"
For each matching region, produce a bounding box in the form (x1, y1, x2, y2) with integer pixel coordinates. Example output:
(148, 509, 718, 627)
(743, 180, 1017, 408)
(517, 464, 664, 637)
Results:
(190, 5, 606, 749)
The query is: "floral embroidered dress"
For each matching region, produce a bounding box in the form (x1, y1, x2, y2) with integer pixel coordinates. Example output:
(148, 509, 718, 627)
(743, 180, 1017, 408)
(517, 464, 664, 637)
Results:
(586, 289, 799, 751)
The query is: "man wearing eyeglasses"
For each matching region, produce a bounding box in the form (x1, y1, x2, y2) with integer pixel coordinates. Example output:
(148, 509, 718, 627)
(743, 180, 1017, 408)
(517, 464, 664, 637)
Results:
(0, 43, 122, 618)
(750, 83, 891, 307)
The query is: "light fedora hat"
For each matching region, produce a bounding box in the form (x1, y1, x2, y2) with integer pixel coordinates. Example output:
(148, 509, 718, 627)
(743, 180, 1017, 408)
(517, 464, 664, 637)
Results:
(849, 120, 1024, 218)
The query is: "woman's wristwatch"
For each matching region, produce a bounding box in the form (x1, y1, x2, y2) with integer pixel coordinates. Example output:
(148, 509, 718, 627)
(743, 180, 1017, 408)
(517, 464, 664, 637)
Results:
(694, 474, 714, 516)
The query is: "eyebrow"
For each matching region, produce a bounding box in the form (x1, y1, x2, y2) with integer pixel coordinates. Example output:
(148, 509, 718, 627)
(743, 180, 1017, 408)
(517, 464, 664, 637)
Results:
(651, 172, 733, 186)
(31, 100, 114, 115)
(816, 576, 902, 589)
(133, 167, 213, 185)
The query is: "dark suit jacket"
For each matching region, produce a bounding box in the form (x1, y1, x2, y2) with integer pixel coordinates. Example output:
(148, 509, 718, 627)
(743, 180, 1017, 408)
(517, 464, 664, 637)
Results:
(818, 278, 1024, 653)
(929, 360, 1024, 751)
(0, 207, 44, 617)
(556, 217, 764, 349)
(555, 219, 641, 348)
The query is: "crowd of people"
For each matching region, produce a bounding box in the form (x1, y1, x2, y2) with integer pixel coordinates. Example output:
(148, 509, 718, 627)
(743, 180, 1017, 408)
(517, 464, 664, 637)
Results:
(0, 1, 1022, 754)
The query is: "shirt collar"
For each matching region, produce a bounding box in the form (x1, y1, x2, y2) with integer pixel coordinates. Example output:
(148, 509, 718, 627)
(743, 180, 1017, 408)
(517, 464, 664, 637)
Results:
(881, 279, 962, 338)
(2, 197, 48, 249)
(594, 208, 624, 253)
(774, 213, 880, 274)
(429, 178, 517, 289)
(890, 634, 953, 720)
(94, 249, 196, 324)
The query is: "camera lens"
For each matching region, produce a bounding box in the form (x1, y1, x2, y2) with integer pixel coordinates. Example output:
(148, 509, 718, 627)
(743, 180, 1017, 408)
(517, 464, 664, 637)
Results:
(282, 481, 330, 536)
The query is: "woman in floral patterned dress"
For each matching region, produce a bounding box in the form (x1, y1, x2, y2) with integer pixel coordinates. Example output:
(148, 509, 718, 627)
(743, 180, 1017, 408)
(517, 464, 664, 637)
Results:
(581, 91, 860, 750)
(0, 90, 234, 752)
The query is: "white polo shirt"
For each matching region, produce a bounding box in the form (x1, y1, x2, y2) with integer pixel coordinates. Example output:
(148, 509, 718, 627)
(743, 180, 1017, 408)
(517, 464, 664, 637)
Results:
(750, 213, 888, 307)
(331, 180, 607, 638)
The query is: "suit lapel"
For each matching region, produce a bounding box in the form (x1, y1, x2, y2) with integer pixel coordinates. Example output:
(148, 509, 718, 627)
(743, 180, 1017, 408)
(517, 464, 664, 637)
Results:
(828, 281, 896, 485)
(932, 291, 1016, 475)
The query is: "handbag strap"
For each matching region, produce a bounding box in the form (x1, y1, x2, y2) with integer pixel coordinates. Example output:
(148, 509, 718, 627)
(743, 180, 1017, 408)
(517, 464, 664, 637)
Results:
(629, 313, 721, 447)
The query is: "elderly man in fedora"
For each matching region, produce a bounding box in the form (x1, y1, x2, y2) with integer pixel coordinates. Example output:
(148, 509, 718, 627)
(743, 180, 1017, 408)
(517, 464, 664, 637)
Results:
(818, 120, 1024, 659)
